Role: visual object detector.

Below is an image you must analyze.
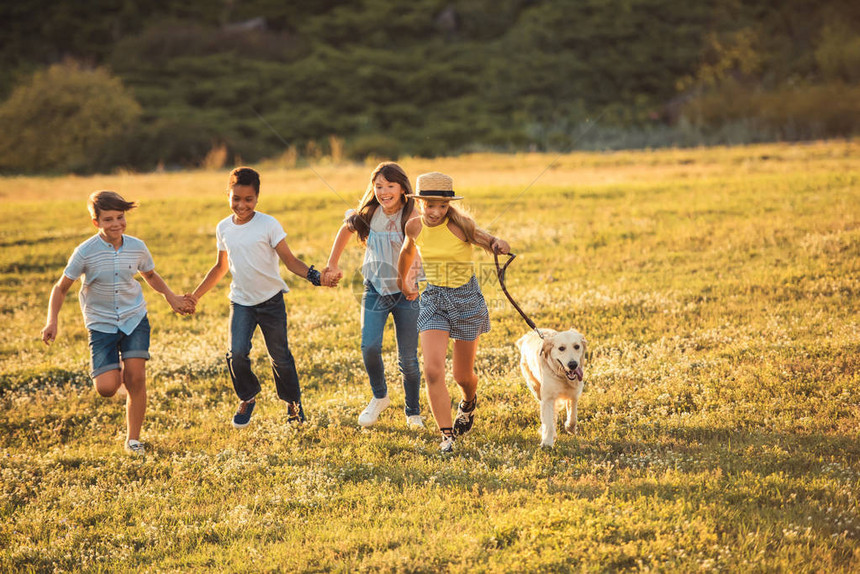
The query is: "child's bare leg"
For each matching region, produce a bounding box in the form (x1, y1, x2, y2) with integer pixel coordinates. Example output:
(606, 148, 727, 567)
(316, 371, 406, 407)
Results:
(93, 370, 123, 397)
(452, 338, 479, 401)
(121, 358, 147, 442)
(420, 330, 452, 429)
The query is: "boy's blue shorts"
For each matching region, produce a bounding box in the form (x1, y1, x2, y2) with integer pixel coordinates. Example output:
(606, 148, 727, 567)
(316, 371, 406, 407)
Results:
(88, 315, 151, 378)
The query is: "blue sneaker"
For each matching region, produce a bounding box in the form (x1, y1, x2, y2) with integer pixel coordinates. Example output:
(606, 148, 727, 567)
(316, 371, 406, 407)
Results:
(232, 399, 256, 429)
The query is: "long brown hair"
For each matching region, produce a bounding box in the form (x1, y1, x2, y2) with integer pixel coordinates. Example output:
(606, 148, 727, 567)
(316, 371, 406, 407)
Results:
(348, 162, 414, 244)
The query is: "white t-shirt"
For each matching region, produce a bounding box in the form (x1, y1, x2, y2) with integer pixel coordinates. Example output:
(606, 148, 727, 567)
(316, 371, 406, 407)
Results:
(216, 212, 289, 306)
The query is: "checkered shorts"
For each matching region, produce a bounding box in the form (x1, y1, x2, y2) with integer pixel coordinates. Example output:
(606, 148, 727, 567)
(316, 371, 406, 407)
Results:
(418, 275, 490, 341)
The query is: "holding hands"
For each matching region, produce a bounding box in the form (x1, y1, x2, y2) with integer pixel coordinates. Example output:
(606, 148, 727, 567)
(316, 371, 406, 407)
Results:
(167, 292, 196, 315)
(400, 280, 419, 301)
(321, 265, 343, 288)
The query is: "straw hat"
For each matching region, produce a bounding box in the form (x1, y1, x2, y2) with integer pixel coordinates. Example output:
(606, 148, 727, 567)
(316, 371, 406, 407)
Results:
(408, 172, 463, 200)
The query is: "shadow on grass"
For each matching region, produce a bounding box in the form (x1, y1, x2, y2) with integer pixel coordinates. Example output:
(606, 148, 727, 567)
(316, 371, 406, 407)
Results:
(0, 367, 90, 394)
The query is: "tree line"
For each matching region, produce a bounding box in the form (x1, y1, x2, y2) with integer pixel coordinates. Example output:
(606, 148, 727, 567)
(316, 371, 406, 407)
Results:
(1, 0, 858, 173)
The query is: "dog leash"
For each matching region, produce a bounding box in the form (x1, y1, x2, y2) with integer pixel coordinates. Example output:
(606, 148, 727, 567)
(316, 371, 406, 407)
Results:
(494, 251, 545, 340)
(495, 251, 588, 375)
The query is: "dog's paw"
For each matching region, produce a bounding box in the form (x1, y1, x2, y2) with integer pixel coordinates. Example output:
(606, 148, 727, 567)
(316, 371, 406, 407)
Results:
(540, 431, 555, 448)
(564, 421, 578, 435)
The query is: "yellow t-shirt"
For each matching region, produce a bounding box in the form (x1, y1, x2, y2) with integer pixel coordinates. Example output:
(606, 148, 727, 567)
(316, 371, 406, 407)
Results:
(415, 217, 474, 288)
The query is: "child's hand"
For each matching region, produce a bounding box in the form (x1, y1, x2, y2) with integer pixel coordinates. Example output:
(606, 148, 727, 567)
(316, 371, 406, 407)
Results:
(40, 323, 57, 345)
(400, 281, 419, 301)
(167, 293, 192, 315)
(491, 237, 510, 255)
(182, 294, 198, 314)
(322, 266, 343, 288)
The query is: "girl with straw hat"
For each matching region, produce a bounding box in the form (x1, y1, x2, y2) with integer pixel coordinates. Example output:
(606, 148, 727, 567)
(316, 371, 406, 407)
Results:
(323, 162, 425, 429)
(397, 172, 510, 453)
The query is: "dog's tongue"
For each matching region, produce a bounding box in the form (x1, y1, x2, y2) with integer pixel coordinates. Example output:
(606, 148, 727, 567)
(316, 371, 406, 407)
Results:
(575, 366, 584, 381)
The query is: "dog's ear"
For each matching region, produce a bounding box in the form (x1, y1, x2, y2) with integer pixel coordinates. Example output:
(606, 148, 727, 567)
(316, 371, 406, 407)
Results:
(541, 336, 554, 358)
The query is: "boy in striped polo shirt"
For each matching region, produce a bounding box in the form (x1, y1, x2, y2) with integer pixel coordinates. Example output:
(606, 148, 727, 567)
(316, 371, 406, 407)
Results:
(41, 191, 193, 455)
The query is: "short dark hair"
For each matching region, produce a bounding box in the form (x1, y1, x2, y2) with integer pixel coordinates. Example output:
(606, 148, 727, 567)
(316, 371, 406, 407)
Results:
(228, 167, 261, 194)
(88, 190, 137, 219)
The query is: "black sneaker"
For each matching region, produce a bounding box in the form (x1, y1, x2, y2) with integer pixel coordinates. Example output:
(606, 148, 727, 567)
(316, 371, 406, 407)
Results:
(232, 399, 256, 429)
(453, 396, 477, 436)
(287, 401, 305, 426)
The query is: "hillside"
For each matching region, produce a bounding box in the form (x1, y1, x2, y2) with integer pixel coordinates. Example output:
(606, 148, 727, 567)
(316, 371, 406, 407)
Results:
(1, 0, 859, 171)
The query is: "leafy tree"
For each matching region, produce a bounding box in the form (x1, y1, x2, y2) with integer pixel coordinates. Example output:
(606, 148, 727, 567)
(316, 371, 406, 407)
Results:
(0, 61, 141, 173)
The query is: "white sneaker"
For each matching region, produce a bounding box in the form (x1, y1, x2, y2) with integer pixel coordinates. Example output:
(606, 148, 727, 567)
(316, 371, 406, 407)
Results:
(406, 415, 425, 429)
(124, 439, 145, 456)
(358, 396, 390, 427)
(439, 434, 455, 453)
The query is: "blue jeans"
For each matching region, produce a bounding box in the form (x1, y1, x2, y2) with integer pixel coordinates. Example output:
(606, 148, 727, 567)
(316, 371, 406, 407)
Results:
(227, 292, 304, 420)
(360, 283, 421, 416)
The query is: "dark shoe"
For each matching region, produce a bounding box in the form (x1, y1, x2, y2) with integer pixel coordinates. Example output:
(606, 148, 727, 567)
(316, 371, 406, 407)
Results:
(453, 396, 477, 436)
(287, 401, 305, 426)
(232, 399, 256, 429)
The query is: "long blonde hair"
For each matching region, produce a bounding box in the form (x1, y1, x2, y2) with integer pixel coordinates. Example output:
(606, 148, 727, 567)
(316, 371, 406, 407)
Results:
(348, 162, 414, 244)
(446, 203, 477, 244)
(419, 201, 489, 248)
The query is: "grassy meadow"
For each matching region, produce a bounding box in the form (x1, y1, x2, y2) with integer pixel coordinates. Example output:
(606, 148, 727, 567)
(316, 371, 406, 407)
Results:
(1, 141, 858, 572)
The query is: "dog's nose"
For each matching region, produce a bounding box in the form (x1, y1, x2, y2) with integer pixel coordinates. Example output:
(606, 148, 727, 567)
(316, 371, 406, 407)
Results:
(568, 360, 578, 370)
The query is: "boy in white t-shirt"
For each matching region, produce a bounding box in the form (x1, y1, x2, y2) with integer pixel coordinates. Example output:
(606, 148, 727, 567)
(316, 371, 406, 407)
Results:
(190, 167, 336, 428)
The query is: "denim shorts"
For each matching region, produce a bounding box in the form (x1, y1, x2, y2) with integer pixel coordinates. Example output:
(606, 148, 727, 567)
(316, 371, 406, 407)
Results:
(88, 315, 151, 378)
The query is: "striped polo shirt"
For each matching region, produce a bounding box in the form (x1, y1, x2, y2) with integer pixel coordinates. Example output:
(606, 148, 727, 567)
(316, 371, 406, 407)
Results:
(63, 234, 155, 334)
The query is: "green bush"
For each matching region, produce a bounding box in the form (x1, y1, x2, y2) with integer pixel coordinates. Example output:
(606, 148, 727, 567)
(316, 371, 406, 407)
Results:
(0, 61, 142, 173)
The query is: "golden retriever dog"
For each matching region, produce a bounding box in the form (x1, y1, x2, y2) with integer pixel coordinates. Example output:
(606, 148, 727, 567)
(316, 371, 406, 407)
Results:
(516, 328, 587, 447)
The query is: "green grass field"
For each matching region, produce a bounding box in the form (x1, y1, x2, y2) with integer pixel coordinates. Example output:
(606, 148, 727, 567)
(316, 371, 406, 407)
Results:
(1, 141, 858, 572)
